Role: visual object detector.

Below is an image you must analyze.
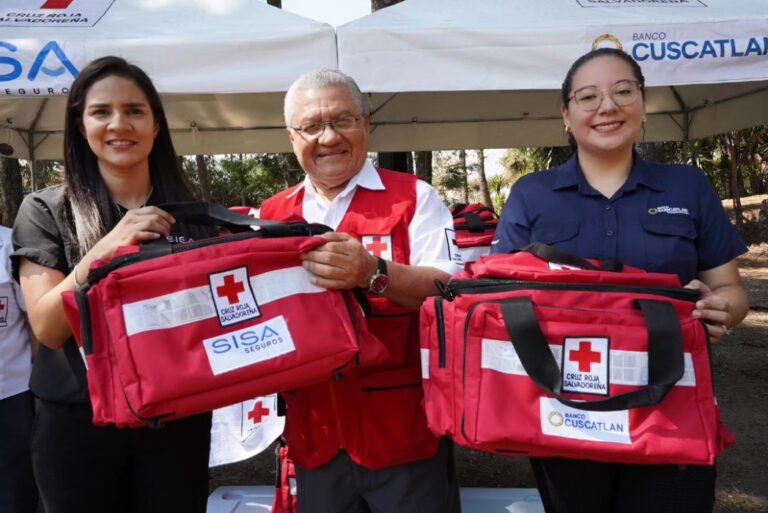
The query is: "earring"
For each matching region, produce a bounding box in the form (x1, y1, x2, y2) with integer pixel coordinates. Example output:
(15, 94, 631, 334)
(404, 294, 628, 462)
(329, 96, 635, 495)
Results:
(564, 125, 571, 134)
(642, 116, 647, 125)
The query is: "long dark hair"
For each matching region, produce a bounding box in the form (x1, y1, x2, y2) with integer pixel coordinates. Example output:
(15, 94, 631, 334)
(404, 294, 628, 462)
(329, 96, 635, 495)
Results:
(561, 48, 646, 149)
(63, 56, 194, 257)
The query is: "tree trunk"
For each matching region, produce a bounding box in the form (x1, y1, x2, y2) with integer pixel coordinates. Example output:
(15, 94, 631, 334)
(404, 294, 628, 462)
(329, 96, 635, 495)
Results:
(195, 155, 212, 201)
(0, 157, 23, 227)
(278, 153, 304, 187)
(476, 150, 493, 209)
(378, 152, 409, 172)
(724, 132, 743, 228)
(459, 149, 469, 204)
(414, 151, 432, 183)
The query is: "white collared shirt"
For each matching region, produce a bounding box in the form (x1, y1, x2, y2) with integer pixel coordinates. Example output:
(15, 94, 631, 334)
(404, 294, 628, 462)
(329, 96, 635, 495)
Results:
(0, 226, 32, 400)
(283, 159, 461, 274)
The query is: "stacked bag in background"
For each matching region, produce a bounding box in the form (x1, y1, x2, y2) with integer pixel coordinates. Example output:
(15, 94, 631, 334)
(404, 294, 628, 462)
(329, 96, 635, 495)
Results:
(450, 203, 499, 264)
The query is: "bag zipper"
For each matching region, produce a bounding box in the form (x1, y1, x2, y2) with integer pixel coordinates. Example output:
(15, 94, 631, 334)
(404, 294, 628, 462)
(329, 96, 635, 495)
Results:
(435, 297, 447, 369)
(447, 279, 699, 302)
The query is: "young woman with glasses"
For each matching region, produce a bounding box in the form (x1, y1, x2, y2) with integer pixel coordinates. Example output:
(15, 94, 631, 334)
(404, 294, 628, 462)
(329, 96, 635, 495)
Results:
(492, 48, 749, 513)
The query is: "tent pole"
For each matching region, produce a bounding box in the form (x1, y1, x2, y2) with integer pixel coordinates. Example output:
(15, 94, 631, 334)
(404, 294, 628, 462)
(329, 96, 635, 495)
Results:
(29, 133, 36, 192)
(669, 86, 691, 160)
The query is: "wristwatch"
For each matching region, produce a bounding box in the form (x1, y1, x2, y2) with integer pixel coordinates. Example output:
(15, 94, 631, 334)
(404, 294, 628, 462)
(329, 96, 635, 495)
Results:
(367, 257, 389, 295)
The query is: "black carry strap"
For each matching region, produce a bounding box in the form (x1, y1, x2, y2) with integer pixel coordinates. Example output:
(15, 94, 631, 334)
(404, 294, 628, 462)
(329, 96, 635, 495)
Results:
(75, 288, 95, 355)
(500, 297, 684, 411)
(84, 202, 333, 282)
(518, 243, 624, 273)
(462, 212, 487, 233)
(158, 202, 331, 237)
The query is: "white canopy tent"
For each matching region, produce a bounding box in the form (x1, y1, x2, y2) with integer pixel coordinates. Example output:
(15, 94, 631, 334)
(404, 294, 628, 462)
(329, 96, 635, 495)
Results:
(0, 0, 336, 161)
(337, 0, 768, 151)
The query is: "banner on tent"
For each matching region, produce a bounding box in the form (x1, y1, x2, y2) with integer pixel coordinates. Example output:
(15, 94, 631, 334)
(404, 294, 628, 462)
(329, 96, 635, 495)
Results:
(587, 22, 768, 85)
(0, 0, 114, 27)
(0, 39, 81, 96)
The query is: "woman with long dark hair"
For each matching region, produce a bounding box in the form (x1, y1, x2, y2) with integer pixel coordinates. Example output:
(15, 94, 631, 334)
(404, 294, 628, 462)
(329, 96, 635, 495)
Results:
(493, 48, 749, 513)
(12, 56, 211, 513)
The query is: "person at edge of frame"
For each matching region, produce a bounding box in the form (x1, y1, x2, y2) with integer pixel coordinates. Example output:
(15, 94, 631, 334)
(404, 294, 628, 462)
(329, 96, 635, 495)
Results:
(258, 69, 463, 513)
(492, 47, 749, 513)
(11, 56, 216, 513)
(0, 224, 39, 513)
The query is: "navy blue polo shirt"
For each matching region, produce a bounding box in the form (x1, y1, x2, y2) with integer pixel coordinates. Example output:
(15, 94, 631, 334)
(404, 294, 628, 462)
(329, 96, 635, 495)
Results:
(492, 153, 747, 285)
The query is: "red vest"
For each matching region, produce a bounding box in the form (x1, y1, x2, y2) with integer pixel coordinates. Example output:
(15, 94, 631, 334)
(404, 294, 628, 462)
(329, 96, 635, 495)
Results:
(260, 168, 440, 469)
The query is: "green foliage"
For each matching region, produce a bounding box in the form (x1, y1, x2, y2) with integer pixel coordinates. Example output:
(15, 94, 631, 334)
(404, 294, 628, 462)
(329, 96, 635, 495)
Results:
(184, 154, 293, 207)
(487, 174, 510, 214)
(17, 159, 64, 192)
(502, 147, 572, 182)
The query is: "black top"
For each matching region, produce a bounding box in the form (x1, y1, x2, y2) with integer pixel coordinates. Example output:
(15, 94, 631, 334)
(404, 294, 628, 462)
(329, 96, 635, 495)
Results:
(11, 184, 214, 403)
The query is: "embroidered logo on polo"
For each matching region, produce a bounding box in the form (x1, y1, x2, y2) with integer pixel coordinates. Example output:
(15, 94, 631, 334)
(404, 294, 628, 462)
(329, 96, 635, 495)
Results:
(209, 267, 261, 327)
(362, 234, 393, 260)
(648, 205, 690, 215)
(562, 337, 610, 396)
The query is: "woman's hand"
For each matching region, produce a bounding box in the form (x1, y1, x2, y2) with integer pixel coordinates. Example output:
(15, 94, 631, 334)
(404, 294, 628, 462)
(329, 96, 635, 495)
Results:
(88, 206, 175, 262)
(685, 279, 734, 343)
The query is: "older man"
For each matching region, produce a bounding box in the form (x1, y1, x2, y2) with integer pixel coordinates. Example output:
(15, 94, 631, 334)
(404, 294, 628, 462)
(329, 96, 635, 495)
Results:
(259, 70, 462, 513)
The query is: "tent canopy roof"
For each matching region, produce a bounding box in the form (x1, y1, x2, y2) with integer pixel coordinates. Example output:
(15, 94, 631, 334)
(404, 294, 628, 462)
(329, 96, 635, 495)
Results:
(0, 0, 336, 159)
(337, 0, 768, 150)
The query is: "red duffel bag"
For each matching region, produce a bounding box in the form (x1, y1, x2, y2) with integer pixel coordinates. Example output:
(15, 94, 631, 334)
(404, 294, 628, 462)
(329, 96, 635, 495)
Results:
(450, 203, 499, 264)
(62, 203, 385, 428)
(420, 243, 734, 465)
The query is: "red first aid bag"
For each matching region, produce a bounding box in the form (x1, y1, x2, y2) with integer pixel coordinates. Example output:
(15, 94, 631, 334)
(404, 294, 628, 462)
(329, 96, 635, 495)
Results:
(62, 203, 385, 428)
(451, 203, 498, 264)
(272, 439, 298, 513)
(420, 243, 734, 465)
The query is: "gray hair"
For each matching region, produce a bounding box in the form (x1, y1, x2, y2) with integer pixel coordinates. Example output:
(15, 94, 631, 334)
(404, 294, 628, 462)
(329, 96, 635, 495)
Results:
(284, 69, 368, 126)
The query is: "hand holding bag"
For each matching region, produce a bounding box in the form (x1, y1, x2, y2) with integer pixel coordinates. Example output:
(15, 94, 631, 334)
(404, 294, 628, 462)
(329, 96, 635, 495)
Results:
(420, 243, 734, 465)
(62, 202, 386, 428)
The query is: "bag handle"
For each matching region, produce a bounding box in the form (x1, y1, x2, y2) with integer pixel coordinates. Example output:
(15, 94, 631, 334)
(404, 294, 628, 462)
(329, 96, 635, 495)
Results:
(517, 243, 624, 272)
(159, 202, 332, 237)
(500, 297, 684, 411)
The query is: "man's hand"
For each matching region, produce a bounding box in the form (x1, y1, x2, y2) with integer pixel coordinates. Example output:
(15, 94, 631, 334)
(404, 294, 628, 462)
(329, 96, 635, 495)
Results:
(300, 232, 378, 290)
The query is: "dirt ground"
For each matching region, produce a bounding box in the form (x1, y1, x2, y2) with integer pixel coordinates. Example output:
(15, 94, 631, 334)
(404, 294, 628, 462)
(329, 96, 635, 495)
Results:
(210, 197, 768, 512)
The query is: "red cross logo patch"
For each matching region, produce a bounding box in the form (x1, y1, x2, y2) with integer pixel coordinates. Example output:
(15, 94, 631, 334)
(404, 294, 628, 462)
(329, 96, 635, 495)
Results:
(247, 401, 270, 425)
(562, 337, 609, 396)
(209, 267, 261, 327)
(362, 234, 393, 261)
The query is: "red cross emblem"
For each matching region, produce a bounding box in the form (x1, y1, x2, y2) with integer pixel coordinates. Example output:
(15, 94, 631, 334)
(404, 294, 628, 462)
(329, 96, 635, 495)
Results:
(247, 401, 270, 424)
(569, 341, 602, 373)
(365, 236, 389, 257)
(41, 0, 75, 8)
(216, 274, 245, 305)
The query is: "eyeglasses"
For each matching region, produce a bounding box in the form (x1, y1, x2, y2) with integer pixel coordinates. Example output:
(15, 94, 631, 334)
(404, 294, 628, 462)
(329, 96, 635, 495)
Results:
(289, 115, 362, 140)
(568, 80, 643, 111)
